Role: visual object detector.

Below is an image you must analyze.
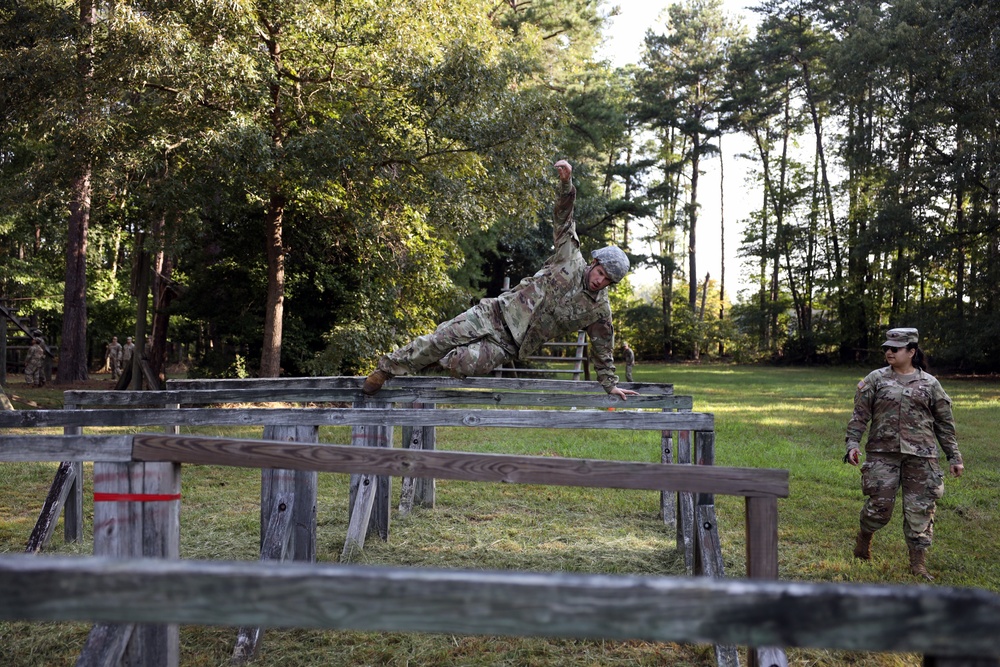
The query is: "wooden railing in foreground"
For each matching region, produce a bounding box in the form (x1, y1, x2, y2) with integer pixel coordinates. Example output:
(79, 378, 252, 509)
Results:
(3, 433, 999, 665)
(2, 553, 999, 666)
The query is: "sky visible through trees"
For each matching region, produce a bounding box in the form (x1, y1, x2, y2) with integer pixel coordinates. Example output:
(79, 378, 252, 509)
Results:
(604, 1, 761, 298)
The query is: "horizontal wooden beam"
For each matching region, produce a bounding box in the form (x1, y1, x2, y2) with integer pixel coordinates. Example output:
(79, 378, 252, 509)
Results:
(1, 554, 997, 658)
(0, 435, 133, 462)
(62, 388, 692, 410)
(160, 376, 673, 395)
(132, 434, 786, 497)
(0, 407, 713, 431)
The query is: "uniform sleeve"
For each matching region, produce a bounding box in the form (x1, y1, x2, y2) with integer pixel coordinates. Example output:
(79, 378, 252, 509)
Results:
(552, 178, 579, 253)
(586, 314, 618, 393)
(845, 374, 876, 453)
(930, 384, 963, 465)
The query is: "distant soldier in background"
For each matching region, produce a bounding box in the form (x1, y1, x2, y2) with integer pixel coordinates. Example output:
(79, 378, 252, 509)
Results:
(623, 341, 635, 382)
(23, 338, 46, 387)
(121, 336, 135, 372)
(107, 336, 123, 380)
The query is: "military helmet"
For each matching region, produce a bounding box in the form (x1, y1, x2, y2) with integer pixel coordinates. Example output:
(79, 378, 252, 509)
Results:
(590, 246, 630, 283)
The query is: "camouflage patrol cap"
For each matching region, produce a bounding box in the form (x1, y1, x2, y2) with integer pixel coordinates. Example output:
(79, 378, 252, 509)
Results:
(882, 327, 918, 347)
(590, 246, 630, 283)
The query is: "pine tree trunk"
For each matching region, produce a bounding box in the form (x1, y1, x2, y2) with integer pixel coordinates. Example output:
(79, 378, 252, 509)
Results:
(57, 0, 95, 384)
(259, 193, 286, 377)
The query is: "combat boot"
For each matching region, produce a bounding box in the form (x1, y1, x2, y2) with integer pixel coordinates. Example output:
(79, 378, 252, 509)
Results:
(908, 546, 934, 581)
(853, 528, 874, 560)
(362, 369, 393, 396)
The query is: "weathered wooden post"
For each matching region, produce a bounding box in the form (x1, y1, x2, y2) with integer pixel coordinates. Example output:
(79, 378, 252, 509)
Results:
(692, 431, 740, 667)
(259, 425, 318, 562)
(399, 402, 436, 515)
(343, 398, 393, 560)
(64, 401, 84, 544)
(88, 459, 181, 667)
(660, 420, 675, 529)
(232, 424, 318, 663)
(676, 429, 695, 571)
(745, 493, 783, 667)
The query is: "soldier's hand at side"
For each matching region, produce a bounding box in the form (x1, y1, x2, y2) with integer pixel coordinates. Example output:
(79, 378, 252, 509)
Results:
(951, 463, 964, 478)
(846, 448, 860, 466)
(610, 386, 638, 401)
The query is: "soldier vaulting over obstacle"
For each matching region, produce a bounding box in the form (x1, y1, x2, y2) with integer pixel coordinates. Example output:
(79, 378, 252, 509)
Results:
(363, 160, 638, 401)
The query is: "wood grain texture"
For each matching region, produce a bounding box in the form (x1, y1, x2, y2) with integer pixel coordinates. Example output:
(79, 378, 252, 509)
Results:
(1, 554, 998, 658)
(25, 461, 78, 553)
(76, 623, 133, 667)
(131, 434, 789, 498)
(0, 435, 133, 462)
(0, 407, 713, 431)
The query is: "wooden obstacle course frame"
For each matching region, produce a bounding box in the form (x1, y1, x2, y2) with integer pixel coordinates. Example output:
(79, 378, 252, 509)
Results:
(0, 432, 997, 666)
(7, 376, 758, 665)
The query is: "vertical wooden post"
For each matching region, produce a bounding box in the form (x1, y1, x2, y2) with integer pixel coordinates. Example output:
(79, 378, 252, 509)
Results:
(660, 422, 675, 529)
(345, 398, 392, 560)
(398, 405, 420, 517)
(676, 430, 694, 572)
(745, 495, 779, 580)
(92, 459, 181, 667)
(695, 431, 716, 505)
(409, 403, 436, 510)
(261, 425, 318, 563)
(745, 494, 783, 667)
(399, 403, 438, 513)
(63, 403, 83, 543)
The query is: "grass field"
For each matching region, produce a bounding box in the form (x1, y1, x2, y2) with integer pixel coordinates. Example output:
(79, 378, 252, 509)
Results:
(1, 364, 998, 666)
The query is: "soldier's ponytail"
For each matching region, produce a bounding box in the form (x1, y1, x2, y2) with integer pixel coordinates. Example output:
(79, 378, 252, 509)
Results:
(910, 344, 926, 371)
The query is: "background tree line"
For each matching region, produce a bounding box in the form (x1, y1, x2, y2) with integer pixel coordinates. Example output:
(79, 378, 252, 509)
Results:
(1, 0, 997, 380)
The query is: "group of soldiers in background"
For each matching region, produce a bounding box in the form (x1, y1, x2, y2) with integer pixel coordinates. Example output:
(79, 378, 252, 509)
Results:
(104, 335, 136, 380)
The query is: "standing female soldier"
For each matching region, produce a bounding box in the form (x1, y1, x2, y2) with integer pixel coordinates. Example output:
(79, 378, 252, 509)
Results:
(844, 328, 964, 580)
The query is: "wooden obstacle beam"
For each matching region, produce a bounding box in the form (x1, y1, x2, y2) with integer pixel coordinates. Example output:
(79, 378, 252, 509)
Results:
(33, 377, 726, 663)
(10, 395, 709, 567)
(0, 405, 712, 430)
(1, 554, 997, 665)
(2, 430, 791, 666)
(62, 377, 694, 557)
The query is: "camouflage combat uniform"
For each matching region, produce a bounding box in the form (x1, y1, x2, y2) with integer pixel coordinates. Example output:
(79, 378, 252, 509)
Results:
(107, 338, 122, 380)
(23, 340, 45, 386)
(378, 176, 621, 393)
(845, 367, 963, 549)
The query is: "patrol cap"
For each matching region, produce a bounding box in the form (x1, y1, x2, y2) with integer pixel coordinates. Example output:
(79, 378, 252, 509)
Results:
(590, 246, 630, 283)
(882, 327, 918, 347)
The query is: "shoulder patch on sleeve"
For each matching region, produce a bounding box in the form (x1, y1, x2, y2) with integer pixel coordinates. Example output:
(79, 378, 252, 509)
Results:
(857, 379, 867, 390)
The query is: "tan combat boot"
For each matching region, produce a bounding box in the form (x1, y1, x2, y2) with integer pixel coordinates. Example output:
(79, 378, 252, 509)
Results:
(908, 546, 934, 581)
(853, 529, 874, 560)
(362, 369, 393, 396)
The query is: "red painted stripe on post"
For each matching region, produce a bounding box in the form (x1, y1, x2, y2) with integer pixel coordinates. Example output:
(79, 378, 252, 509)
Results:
(93, 493, 181, 503)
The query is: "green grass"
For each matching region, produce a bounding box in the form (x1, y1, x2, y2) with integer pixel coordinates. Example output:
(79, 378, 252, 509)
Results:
(1, 366, 998, 666)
